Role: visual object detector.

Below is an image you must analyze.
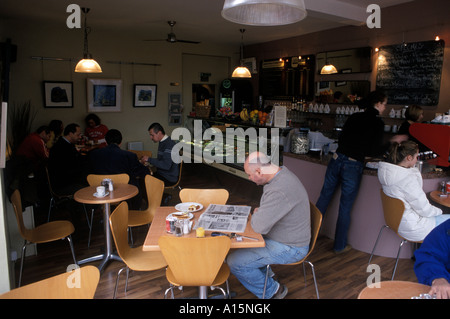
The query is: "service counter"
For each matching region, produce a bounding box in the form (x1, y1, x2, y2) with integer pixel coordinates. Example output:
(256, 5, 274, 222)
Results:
(283, 152, 450, 259)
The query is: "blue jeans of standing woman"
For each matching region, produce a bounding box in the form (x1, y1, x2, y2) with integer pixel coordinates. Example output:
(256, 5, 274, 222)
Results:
(316, 153, 364, 252)
(226, 238, 308, 299)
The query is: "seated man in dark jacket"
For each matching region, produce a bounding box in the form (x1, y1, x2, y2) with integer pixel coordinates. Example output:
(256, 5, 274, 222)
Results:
(89, 129, 150, 208)
(48, 123, 88, 195)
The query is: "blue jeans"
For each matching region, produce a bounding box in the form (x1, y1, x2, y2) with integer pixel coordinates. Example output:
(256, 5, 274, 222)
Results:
(226, 238, 308, 299)
(316, 153, 364, 251)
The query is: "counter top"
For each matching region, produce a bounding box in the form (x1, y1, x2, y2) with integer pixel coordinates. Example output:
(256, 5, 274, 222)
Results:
(283, 151, 450, 179)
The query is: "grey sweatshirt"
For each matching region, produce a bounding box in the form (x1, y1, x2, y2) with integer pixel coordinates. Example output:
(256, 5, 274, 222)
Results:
(251, 166, 311, 247)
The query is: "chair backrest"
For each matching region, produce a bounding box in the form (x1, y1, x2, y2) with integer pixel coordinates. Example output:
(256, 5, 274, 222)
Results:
(109, 202, 132, 261)
(165, 160, 183, 190)
(87, 173, 130, 186)
(179, 188, 229, 208)
(45, 166, 59, 197)
(139, 175, 165, 221)
(158, 236, 231, 286)
(380, 189, 405, 233)
(10, 189, 31, 240)
(0, 265, 100, 299)
(304, 202, 323, 260)
(128, 150, 152, 161)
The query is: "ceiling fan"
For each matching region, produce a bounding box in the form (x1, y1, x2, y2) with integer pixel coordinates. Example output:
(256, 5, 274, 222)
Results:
(145, 21, 200, 44)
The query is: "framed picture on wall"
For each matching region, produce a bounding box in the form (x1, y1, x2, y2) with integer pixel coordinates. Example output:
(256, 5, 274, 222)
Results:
(133, 84, 157, 107)
(87, 78, 122, 112)
(168, 92, 182, 126)
(43, 81, 73, 108)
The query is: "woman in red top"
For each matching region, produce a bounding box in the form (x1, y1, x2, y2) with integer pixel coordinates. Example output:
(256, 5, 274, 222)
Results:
(84, 113, 108, 148)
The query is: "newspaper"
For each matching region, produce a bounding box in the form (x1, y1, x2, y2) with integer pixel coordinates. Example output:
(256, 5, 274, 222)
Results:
(194, 204, 251, 233)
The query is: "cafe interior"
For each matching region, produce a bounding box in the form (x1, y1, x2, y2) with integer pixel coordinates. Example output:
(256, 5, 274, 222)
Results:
(0, 0, 449, 300)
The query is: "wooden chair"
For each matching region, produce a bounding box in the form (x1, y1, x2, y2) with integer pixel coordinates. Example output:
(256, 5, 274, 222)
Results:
(86, 173, 130, 247)
(0, 265, 100, 299)
(10, 189, 77, 287)
(368, 189, 423, 280)
(109, 202, 167, 299)
(86, 173, 130, 187)
(179, 188, 229, 208)
(128, 175, 164, 237)
(358, 280, 431, 299)
(262, 202, 322, 299)
(45, 166, 80, 222)
(164, 160, 183, 191)
(158, 236, 231, 299)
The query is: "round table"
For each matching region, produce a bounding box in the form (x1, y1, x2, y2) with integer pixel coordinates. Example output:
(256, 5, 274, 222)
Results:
(74, 183, 138, 271)
(358, 280, 431, 299)
(430, 190, 450, 208)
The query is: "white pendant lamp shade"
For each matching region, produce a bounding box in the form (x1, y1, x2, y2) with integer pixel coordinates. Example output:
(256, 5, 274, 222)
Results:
(75, 57, 102, 73)
(222, 0, 307, 26)
(75, 8, 102, 73)
(232, 66, 252, 78)
(320, 63, 338, 74)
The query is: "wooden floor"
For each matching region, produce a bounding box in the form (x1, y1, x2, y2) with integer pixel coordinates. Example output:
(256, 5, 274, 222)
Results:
(13, 163, 418, 299)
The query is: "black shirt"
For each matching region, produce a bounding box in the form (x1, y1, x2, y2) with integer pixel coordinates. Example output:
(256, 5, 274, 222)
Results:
(336, 107, 386, 162)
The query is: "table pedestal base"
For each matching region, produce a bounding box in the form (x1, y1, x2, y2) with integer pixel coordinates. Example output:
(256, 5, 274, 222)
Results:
(77, 202, 122, 272)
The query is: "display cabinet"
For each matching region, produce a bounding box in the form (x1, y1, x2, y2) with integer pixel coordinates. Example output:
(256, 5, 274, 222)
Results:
(179, 117, 285, 179)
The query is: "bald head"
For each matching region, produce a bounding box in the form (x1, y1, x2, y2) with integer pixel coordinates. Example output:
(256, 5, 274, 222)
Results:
(244, 152, 280, 185)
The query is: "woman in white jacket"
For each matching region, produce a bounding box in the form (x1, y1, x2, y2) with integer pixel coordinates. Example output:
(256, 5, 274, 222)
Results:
(378, 141, 450, 242)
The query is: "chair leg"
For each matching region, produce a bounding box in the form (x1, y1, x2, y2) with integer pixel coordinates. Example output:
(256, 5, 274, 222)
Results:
(305, 260, 320, 299)
(125, 267, 130, 293)
(262, 264, 270, 299)
(368, 225, 388, 265)
(302, 263, 307, 285)
(18, 240, 28, 287)
(128, 227, 134, 246)
(114, 266, 127, 299)
(66, 235, 77, 265)
(47, 197, 55, 222)
(164, 285, 175, 299)
(391, 239, 407, 280)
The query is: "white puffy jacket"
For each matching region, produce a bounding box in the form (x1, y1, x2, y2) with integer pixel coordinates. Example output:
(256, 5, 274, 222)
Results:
(377, 161, 442, 241)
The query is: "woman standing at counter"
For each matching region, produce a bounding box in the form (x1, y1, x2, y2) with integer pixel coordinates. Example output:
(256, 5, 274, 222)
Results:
(378, 141, 450, 241)
(316, 90, 405, 253)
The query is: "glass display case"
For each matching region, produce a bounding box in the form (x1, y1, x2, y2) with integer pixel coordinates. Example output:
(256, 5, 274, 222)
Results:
(179, 117, 284, 179)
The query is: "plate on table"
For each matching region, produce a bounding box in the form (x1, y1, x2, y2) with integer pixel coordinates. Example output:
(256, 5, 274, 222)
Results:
(167, 212, 194, 220)
(175, 202, 203, 213)
(93, 191, 110, 198)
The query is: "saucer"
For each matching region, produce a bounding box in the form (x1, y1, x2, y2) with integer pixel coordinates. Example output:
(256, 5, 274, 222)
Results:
(93, 191, 109, 198)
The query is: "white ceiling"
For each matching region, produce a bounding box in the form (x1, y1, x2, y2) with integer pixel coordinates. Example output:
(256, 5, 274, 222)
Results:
(0, 0, 415, 46)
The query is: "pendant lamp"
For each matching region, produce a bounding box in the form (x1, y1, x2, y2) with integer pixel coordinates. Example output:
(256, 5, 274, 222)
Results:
(320, 64, 338, 74)
(222, 0, 307, 26)
(320, 53, 337, 74)
(75, 8, 102, 73)
(232, 29, 251, 78)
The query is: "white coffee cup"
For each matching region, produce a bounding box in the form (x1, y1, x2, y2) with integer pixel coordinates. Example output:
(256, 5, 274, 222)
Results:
(96, 186, 106, 196)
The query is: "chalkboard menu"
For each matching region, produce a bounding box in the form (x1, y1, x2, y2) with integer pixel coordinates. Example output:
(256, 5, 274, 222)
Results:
(376, 40, 445, 106)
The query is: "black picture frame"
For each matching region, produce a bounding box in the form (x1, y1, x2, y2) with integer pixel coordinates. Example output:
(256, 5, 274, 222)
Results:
(43, 81, 73, 108)
(134, 84, 157, 107)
